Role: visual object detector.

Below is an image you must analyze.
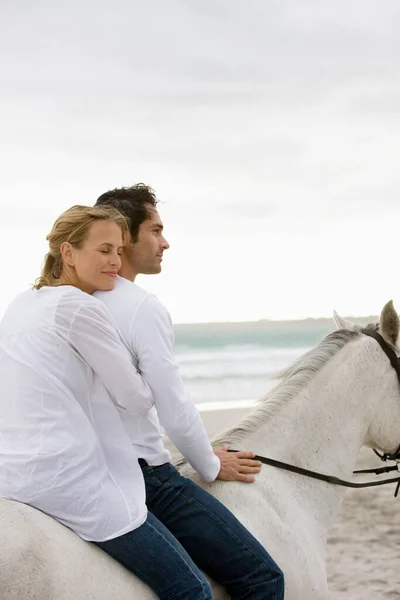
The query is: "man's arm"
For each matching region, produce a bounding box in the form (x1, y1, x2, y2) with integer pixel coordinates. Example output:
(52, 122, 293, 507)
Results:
(131, 296, 261, 482)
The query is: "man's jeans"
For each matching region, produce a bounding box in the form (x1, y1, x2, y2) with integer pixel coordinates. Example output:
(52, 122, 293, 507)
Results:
(96, 509, 212, 599)
(97, 461, 284, 599)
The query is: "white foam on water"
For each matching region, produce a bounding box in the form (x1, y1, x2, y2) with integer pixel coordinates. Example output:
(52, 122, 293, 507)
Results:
(195, 399, 258, 412)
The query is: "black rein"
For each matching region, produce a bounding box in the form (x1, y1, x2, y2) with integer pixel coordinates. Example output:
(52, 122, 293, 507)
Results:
(227, 451, 400, 497)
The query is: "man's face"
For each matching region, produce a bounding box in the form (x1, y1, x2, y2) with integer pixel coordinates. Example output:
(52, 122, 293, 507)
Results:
(129, 208, 170, 275)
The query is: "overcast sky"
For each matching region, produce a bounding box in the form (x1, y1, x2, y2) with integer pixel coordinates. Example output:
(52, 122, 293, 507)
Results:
(1, 0, 400, 322)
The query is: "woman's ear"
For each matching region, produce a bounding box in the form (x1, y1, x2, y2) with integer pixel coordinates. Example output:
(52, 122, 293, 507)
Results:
(60, 242, 75, 267)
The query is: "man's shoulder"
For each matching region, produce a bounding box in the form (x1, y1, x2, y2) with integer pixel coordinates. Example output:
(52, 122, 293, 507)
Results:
(93, 277, 169, 331)
(115, 276, 152, 299)
(95, 277, 152, 306)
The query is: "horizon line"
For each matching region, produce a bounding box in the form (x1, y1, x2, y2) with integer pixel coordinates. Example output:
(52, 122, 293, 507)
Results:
(174, 313, 378, 327)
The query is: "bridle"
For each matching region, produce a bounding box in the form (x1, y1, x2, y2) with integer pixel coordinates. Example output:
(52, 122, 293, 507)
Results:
(361, 329, 400, 462)
(229, 328, 400, 497)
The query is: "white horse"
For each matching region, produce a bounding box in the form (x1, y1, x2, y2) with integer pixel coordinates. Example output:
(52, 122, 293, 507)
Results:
(1, 301, 400, 600)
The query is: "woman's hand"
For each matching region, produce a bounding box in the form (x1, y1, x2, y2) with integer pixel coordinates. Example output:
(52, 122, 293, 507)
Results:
(214, 445, 262, 483)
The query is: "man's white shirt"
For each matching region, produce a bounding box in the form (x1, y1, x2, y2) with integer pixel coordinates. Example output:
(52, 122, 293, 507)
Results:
(94, 276, 220, 483)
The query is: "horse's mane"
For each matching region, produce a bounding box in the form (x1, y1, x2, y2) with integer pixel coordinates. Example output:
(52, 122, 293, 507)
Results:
(210, 322, 378, 448)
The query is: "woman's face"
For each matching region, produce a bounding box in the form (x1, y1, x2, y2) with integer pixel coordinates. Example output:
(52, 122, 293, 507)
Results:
(62, 220, 123, 294)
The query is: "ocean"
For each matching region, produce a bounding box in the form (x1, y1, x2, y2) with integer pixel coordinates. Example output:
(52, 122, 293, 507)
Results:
(173, 316, 376, 409)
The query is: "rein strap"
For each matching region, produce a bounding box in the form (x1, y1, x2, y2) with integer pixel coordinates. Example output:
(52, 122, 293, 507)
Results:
(228, 450, 400, 497)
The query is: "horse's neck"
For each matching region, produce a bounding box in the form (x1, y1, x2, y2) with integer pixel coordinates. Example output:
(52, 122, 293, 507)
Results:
(237, 341, 379, 532)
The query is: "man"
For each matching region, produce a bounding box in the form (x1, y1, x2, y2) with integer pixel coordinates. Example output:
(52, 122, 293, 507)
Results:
(93, 184, 284, 599)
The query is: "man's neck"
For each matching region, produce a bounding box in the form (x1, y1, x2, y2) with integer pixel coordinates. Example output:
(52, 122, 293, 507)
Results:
(118, 263, 137, 283)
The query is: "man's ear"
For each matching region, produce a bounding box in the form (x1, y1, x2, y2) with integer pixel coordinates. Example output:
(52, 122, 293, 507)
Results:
(60, 242, 75, 267)
(123, 230, 133, 245)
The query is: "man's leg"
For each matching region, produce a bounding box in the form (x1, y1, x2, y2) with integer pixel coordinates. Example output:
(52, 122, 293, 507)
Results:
(141, 461, 284, 600)
(95, 511, 212, 600)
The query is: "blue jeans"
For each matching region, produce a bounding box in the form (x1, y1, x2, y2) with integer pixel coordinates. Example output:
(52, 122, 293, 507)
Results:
(96, 510, 212, 599)
(97, 462, 284, 599)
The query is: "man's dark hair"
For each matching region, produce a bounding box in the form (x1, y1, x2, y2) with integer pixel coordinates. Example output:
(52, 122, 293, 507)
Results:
(95, 184, 158, 242)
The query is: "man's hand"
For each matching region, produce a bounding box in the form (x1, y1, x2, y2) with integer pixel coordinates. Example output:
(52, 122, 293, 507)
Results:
(214, 445, 262, 483)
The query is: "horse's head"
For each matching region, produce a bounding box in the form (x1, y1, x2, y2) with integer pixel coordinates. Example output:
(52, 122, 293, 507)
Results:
(334, 300, 400, 460)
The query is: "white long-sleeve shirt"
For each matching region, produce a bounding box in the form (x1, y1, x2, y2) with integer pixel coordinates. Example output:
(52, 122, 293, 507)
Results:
(0, 285, 155, 542)
(94, 276, 220, 482)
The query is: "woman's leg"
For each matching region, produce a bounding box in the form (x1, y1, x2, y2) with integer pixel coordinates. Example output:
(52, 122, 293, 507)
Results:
(95, 511, 212, 600)
(141, 461, 284, 600)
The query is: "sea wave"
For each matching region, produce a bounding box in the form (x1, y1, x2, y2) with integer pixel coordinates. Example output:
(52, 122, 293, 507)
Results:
(175, 342, 312, 404)
(176, 345, 310, 381)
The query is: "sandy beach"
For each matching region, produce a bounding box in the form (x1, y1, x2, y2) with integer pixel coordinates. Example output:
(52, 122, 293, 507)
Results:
(168, 405, 400, 599)
(325, 447, 399, 599)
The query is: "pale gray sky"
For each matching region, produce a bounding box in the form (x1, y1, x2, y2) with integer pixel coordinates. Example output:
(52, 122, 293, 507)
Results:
(1, 1, 400, 322)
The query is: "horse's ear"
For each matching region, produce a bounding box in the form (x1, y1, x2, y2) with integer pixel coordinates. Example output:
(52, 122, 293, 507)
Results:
(380, 300, 400, 346)
(333, 310, 355, 331)
(333, 310, 345, 329)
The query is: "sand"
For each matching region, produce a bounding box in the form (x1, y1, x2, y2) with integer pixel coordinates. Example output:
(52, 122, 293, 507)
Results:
(326, 447, 399, 599)
(168, 406, 400, 599)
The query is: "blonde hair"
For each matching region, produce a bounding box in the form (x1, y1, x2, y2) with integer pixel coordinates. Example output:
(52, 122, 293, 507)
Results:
(34, 205, 128, 290)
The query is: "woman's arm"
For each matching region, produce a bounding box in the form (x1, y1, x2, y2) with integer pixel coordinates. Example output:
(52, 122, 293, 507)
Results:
(68, 296, 153, 417)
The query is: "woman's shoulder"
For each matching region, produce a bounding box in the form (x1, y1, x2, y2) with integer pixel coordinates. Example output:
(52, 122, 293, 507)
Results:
(52, 286, 105, 315)
(44, 286, 112, 340)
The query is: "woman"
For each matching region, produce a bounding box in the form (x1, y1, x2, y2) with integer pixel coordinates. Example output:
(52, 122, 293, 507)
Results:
(0, 205, 283, 600)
